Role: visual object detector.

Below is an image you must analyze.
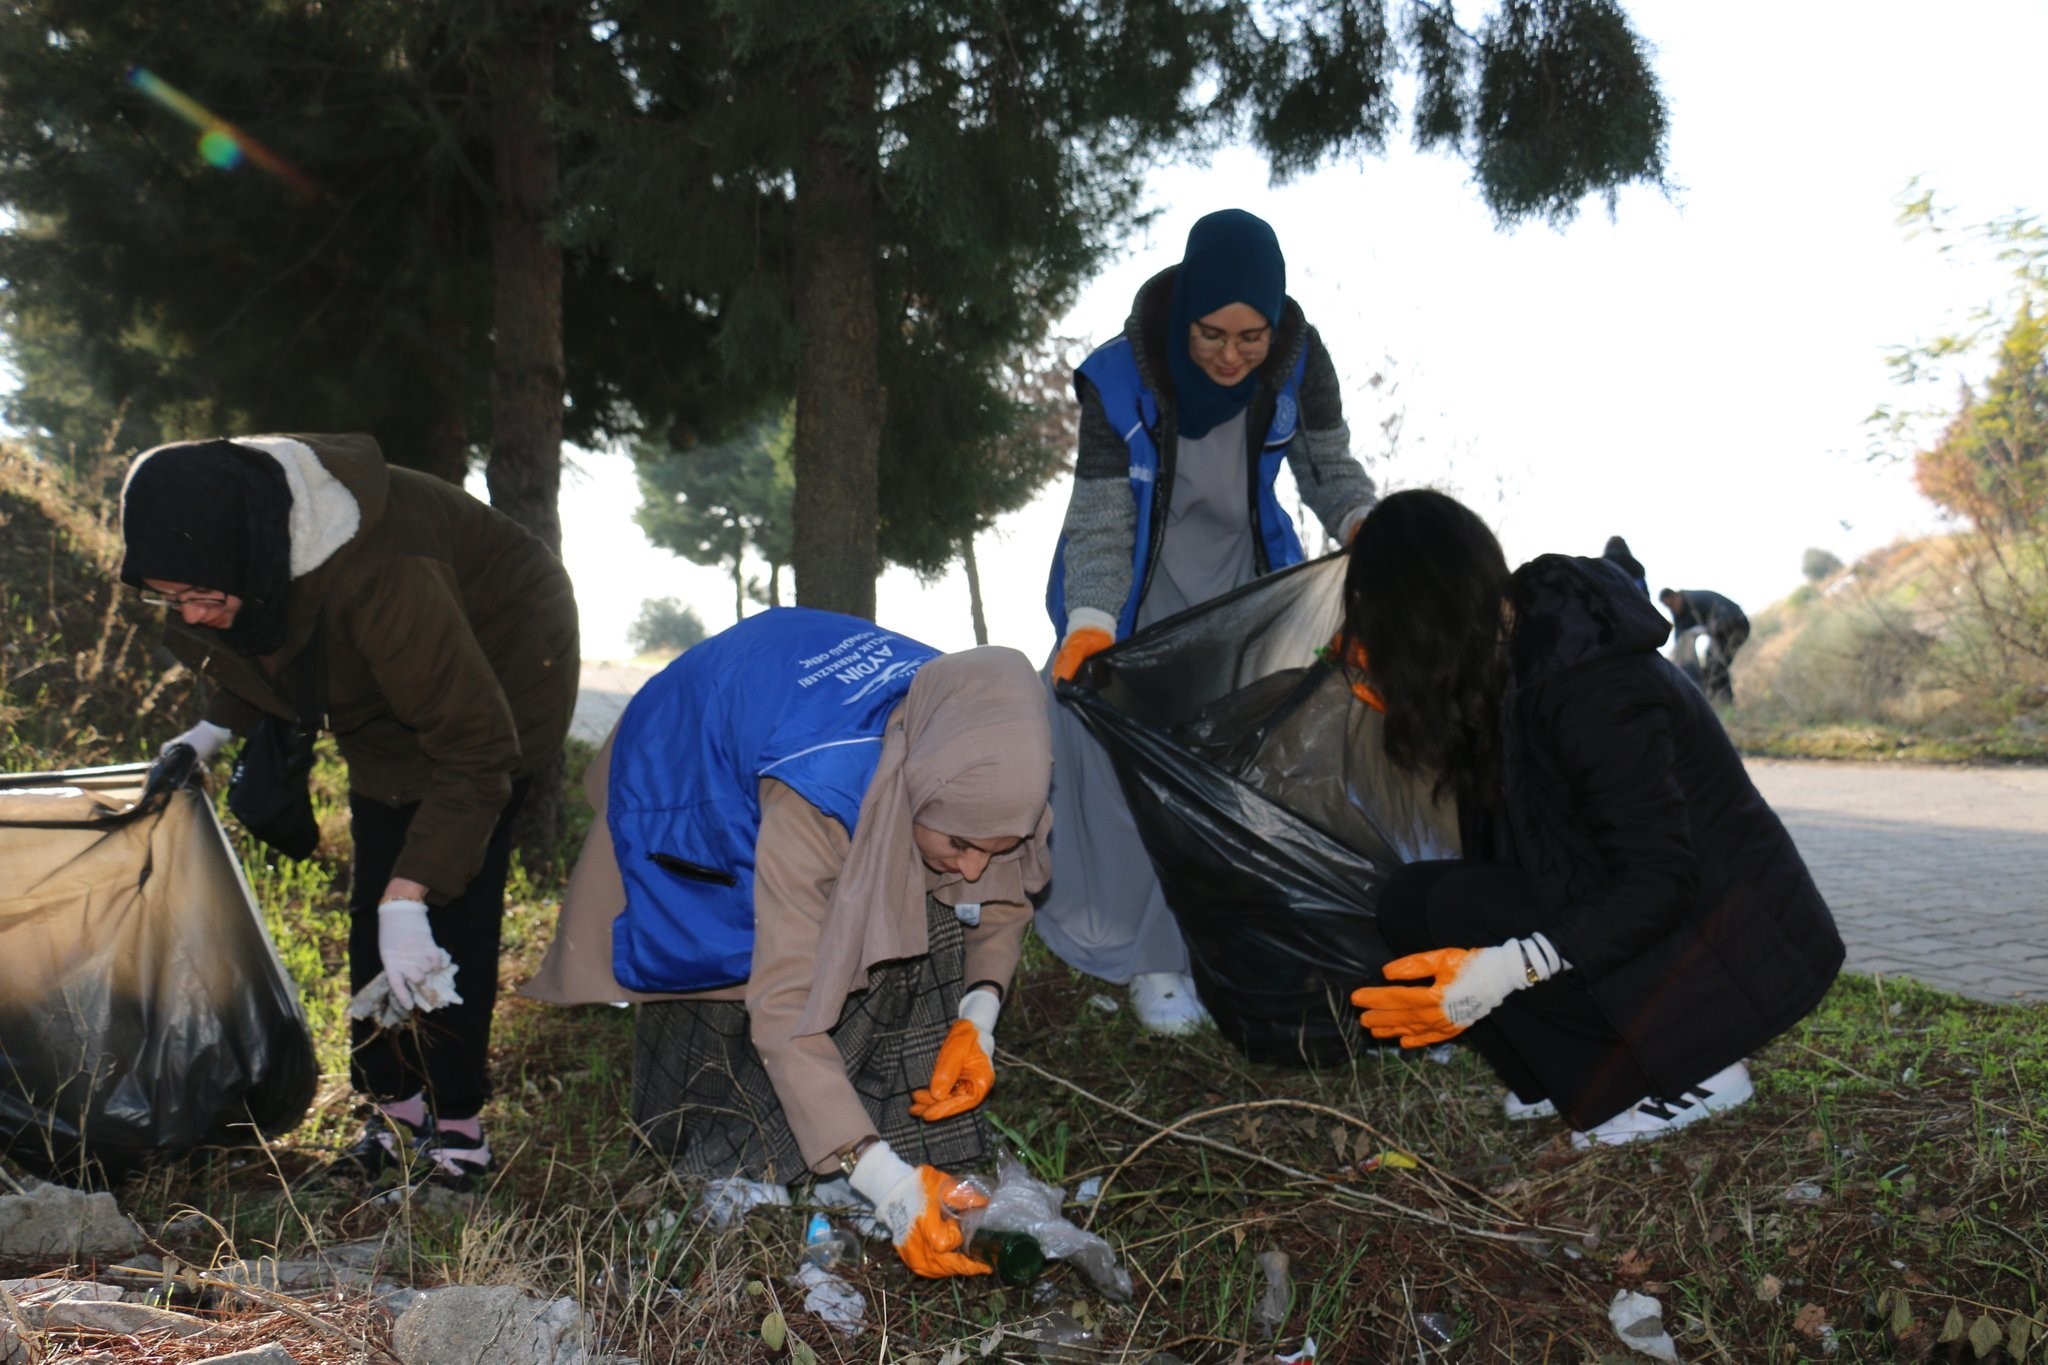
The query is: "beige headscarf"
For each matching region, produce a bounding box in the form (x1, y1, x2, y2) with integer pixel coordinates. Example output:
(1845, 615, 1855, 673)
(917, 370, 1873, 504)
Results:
(793, 645, 1053, 1036)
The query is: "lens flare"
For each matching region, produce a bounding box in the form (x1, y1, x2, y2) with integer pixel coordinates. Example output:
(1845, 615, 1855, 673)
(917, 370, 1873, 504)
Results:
(126, 66, 317, 201)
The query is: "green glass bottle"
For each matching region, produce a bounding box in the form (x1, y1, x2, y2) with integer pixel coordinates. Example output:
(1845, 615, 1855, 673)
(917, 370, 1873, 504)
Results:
(968, 1229, 1047, 1286)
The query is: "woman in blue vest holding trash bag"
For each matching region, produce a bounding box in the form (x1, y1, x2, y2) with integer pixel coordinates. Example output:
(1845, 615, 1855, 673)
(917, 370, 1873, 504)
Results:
(527, 608, 1051, 1278)
(1039, 208, 1378, 1034)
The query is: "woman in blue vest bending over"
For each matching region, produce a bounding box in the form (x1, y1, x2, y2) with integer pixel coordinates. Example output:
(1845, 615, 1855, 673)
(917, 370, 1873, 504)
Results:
(1040, 208, 1378, 1034)
(528, 608, 1051, 1279)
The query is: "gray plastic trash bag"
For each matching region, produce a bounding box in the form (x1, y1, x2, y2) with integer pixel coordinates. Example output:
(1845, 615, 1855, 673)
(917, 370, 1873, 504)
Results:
(1056, 551, 1458, 1066)
(0, 760, 316, 1178)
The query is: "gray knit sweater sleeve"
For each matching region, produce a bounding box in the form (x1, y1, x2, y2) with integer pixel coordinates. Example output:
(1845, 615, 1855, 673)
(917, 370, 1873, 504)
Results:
(1053, 376, 1141, 632)
(1288, 326, 1376, 542)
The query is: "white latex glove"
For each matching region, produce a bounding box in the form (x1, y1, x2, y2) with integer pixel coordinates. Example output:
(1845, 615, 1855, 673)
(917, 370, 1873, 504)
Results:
(376, 899, 459, 1013)
(163, 720, 234, 763)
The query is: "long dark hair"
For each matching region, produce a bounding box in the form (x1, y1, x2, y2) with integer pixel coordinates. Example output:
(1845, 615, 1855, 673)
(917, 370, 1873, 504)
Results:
(1342, 489, 1513, 807)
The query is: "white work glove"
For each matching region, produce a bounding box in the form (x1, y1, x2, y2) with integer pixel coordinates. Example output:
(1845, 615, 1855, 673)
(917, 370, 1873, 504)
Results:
(163, 720, 234, 763)
(1353, 933, 1568, 1048)
(376, 898, 461, 1013)
(847, 1140, 991, 1278)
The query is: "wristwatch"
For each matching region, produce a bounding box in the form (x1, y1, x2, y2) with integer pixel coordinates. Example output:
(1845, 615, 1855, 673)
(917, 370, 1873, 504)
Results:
(835, 1133, 881, 1179)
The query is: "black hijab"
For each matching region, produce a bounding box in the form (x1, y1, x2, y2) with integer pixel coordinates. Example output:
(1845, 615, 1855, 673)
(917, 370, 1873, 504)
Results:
(119, 439, 295, 656)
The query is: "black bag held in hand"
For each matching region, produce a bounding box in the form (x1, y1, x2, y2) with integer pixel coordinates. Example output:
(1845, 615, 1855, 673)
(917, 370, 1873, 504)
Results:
(228, 622, 326, 859)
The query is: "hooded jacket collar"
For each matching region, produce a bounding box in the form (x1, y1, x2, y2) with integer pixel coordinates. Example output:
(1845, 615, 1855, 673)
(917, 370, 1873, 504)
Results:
(1509, 554, 1673, 693)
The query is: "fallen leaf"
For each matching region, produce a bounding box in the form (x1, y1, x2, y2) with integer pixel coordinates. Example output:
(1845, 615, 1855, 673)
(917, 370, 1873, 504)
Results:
(1793, 1303, 1829, 1338)
(760, 1310, 788, 1350)
(1756, 1274, 1783, 1302)
(1967, 1313, 2002, 1356)
(1615, 1247, 1652, 1278)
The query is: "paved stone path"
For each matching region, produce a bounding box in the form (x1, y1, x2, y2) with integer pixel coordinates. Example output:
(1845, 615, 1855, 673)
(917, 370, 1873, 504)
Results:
(572, 666, 2048, 1005)
(1745, 759, 2048, 1005)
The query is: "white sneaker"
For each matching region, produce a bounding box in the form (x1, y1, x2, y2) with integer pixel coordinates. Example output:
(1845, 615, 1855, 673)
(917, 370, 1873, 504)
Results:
(1570, 1060, 1754, 1149)
(1129, 972, 1210, 1036)
(1503, 1091, 1557, 1122)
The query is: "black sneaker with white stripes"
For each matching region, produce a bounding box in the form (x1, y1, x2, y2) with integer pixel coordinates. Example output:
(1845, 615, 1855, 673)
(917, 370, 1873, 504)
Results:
(320, 1108, 433, 1186)
(414, 1126, 493, 1193)
(1570, 1060, 1755, 1149)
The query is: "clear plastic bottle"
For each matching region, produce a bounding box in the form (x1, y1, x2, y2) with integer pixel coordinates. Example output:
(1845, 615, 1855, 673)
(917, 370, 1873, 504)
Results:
(800, 1212, 864, 1270)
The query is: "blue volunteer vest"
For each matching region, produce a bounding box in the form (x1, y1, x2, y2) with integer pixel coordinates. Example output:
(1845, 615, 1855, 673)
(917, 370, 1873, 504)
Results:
(1044, 335, 1311, 638)
(608, 607, 940, 992)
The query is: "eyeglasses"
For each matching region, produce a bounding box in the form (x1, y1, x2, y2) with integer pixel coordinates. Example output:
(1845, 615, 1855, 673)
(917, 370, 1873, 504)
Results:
(137, 588, 229, 610)
(1188, 323, 1271, 354)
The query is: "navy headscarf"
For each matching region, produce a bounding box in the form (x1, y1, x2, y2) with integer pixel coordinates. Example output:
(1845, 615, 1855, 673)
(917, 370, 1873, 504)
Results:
(1167, 209, 1287, 440)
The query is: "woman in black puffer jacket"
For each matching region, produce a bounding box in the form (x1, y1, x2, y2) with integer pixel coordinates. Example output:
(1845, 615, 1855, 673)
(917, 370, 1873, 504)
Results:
(1342, 490, 1842, 1147)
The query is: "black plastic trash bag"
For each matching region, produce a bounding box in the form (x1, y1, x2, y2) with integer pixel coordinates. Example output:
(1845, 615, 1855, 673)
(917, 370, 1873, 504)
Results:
(1056, 551, 1458, 1066)
(0, 758, 317, 1179)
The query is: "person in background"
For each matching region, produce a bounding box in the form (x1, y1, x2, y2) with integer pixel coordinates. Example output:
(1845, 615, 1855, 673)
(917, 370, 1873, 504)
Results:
(1601, 535, 1649, 596)
(120, 434, 578, 1189)
(1038, 207, 1377, 1035)
(524, 608, 1051, 1279)
(1341, 491, 1841, 1147)
(1659, 586, 1750, 704)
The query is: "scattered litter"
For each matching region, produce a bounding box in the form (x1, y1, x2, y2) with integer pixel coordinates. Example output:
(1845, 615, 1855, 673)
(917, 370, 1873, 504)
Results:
(1253, 1249, 1291, 1337)
(1274, 1338, 1317, 1362)
(958, 1151, 1133, 1301)
(795, 1262, 865, 1335)
(349, 965, 462, 1029)
(1071, 1176, 1102, 1208)
(1412, 1312, 1454, 1346)
(1782, 1182, 1825, 1203)
(1086, 993, 1121, 1014)
(1422, 1044, 1456, 1065)
(692, 1176, 790, 1227)
(799, 1213, 862, 1271)
(1755, 1273, 1783, 1302)
(1608, 1289, 1681, 1362)
(1356, 1149, 1418, 1174)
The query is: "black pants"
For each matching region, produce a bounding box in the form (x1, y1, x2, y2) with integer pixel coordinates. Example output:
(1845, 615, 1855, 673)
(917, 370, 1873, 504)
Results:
(1376, 861, 1654, 1129)
(1701, 623, 1749, 704)
(346, 780, 528, 1119)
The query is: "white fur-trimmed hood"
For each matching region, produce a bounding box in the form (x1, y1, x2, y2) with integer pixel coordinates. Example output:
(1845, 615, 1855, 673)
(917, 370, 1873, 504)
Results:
(232, 435, 362, 577)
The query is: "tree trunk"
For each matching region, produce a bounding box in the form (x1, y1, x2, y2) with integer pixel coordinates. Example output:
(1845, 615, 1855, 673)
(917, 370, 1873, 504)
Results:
(790, 66, 882, 620)
(962, 535, 988, 646)
(416, 171, 470, 485)
(483, 1, 564, 553)
(483, 0, 567, 863)
(768, 562, 783, 608)
(732, 558, 745, 622)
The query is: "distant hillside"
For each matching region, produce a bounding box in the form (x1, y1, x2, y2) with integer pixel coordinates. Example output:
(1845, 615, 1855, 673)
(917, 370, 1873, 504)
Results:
(0, 443, 195, 768)
(1727, 532, 2048, 763)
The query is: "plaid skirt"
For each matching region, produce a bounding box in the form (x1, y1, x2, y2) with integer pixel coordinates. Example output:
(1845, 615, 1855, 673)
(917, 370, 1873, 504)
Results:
(630, 896, 990, 1183)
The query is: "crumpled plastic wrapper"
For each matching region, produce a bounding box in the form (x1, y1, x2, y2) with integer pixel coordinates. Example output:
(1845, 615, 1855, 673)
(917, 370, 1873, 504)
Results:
(958, 1150, 1134, 1301)
(1609, 1289, 1681, 1362)
(347, 963, 464, 1029)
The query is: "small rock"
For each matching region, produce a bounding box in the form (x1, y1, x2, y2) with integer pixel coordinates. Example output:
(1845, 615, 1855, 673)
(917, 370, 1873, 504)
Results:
(393, 1285, 591, 1365)
(205, 1347, 300, 1364)
(0, 1181, 143, 1261)
(42, 1299, 211, 1339)
(3, 1276, 122, 1304)
(1783, 1182, 1826, 1202)
(1253, 1250, 1291, 1338)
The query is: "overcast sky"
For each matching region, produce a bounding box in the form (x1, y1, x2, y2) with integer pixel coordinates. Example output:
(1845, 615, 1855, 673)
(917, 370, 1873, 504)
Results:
(558, 1, 2043, 658)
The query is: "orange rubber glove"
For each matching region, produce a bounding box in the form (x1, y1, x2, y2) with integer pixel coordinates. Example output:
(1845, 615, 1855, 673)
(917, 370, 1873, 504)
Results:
(1053, 626, 1113, 683)
(910, 987, 999, 1120)
(1351, 936, 1563, 1048)
(849, 1142, 992, 1278)
(1324, 630, 1387, 712)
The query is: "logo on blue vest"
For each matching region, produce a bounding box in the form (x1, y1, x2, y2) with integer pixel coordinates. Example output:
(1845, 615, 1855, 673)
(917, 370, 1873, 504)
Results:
(1267, 393, 1299, 444)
